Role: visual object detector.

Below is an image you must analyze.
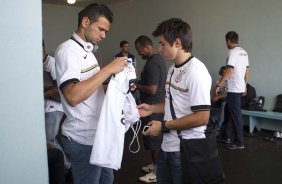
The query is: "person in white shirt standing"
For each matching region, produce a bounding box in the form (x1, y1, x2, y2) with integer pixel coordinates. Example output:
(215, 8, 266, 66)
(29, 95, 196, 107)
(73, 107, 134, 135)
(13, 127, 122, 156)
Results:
(216, 31, 250, 150)
(138, 18, 211, 184)
(55, 3, 128, 184)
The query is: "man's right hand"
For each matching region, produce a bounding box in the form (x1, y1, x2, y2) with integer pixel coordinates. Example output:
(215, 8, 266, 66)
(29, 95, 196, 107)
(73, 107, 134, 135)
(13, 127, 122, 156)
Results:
(107, 57, 128, 75)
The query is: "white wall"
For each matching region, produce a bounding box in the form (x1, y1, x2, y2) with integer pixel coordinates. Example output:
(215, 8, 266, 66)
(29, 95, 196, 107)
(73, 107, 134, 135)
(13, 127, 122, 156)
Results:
(43, 0, 282, 110)
(0, 1, 48, 184)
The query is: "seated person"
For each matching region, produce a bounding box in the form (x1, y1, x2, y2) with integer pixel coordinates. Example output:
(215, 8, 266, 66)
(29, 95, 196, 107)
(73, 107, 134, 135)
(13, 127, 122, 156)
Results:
(210, 66, 227, 129)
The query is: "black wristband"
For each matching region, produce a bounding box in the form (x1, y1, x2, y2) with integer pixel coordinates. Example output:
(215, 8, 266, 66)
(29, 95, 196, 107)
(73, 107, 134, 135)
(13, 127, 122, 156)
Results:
(161, 121, 170, 133)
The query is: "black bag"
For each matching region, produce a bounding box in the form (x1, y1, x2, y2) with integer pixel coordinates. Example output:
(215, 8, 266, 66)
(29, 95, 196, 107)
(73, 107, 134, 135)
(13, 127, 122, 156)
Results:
(180, 133, 225, 184)
(168, 71, 225, 184)
(273, 94, 282, 112)
(241, 83, 256, 109)
(246, 96, 266, 112)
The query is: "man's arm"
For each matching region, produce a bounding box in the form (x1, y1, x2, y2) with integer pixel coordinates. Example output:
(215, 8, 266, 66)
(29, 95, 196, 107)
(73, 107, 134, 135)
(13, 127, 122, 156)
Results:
(215, 67, 233, 94)
(137, 102, 165, 117)
(136, 83, 158, 95)
(143, 110, 210, 136)
(63, 57, 127, 106)
(244, 67, 250, 85)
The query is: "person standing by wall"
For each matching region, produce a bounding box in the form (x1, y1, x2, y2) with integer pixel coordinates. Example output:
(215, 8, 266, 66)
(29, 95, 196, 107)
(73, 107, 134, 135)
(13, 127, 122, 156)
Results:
(55, 3, 128, 184)
(115, 40, 136, 69)
(216, 31, 250, 150)
(134, 35, 167, 183)
(138, 18, 211, 184)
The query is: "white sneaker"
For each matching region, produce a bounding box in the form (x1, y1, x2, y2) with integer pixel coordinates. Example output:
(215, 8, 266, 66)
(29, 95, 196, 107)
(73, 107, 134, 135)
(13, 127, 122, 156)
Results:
(139, 172, 157, 183)
(141, 163, 154, 173)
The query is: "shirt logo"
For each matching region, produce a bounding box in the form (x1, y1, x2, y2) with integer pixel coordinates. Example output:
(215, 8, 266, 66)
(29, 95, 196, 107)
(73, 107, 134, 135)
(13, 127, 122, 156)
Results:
(175, 69, 186, 83)
(83, 55, 87, 59)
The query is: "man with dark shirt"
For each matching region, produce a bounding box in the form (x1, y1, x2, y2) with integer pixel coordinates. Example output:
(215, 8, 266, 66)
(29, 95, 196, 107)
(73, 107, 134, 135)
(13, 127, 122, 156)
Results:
(135, 35, 167, 183)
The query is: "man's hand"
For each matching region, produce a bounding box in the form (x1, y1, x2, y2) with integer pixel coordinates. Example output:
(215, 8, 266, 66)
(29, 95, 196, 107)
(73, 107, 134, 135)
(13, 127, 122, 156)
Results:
(137, 103, 153, 117)
(107, 57, 128, 75)
(142, 120, 162, 136)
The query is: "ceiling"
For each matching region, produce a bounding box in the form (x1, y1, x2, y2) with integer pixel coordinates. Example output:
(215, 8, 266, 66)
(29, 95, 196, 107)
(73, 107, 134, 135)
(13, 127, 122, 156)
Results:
(42, 0, 128, 7)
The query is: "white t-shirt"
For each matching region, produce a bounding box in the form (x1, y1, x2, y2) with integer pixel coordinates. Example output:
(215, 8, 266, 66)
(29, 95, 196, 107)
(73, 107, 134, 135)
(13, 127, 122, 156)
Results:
(43, 55, 63, 113)
(162, 56, 212, 152)
(55, 33, 105, 145)
(90, 63, 139, 170)
(227, 47, 249, 93)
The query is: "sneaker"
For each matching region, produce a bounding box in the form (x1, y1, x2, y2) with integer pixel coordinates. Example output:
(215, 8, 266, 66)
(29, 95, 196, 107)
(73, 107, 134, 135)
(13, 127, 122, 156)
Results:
(141, 163, 154, 173)
(139, 172, 157, 183)
(225, 144, 245, 150)
(216, 135, 231, 144)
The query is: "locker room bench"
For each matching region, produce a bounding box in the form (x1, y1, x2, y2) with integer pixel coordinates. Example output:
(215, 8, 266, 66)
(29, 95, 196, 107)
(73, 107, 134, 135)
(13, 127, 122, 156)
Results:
(242, 110, 282, 133)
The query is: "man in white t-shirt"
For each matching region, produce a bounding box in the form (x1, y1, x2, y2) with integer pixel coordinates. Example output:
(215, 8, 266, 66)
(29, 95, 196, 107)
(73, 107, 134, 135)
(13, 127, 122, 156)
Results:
(55, 3, 128, 184)
(216, 31, 250, 150)
(138, 18, 211, 184)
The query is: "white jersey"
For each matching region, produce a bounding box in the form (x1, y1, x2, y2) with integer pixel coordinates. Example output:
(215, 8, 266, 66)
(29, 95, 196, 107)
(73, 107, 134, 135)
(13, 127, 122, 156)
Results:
(90, 63, 139, 170)
(55, 33, 105, 145)
(227, 47, 249, 93)
(162, 56, 211, 152)
(43, 55, 63, 113)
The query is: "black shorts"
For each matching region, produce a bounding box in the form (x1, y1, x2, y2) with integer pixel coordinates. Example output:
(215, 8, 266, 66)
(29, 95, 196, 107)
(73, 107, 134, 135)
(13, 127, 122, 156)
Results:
(141, 113, 164, 150)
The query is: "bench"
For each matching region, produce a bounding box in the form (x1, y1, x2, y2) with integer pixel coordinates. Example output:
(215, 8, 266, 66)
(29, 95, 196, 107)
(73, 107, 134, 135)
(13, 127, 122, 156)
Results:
(242, 110, 282, 133)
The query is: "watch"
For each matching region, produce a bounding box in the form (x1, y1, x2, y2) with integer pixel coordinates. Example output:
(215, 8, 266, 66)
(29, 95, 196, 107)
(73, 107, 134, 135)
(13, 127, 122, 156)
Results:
(161, 121, 170, 133)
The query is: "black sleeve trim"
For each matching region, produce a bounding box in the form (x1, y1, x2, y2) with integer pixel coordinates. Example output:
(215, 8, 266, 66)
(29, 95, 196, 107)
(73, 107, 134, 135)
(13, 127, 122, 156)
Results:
(59, 78, 80, 93)
(191, 105, 211, 112)
(226, 65, 234, 69)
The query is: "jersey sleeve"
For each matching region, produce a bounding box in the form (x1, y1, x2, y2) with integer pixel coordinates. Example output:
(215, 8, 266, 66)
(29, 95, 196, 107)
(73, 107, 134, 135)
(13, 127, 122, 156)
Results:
(55, 47, 81, 92)
(188, 69, 211, 112)
(227, 50, 237, 68)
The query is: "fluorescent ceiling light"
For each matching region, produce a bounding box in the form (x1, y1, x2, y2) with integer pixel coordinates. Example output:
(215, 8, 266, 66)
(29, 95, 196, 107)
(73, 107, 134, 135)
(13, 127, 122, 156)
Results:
(67, 0, 76, 4)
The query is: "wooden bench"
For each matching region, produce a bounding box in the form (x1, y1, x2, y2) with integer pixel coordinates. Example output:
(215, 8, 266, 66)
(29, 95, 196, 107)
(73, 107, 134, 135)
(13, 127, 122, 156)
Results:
(242, 110, 282, 133)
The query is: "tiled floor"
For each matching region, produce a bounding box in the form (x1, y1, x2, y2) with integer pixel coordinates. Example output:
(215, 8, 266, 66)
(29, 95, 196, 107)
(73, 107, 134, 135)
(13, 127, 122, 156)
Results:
(114, 127, 282, 184)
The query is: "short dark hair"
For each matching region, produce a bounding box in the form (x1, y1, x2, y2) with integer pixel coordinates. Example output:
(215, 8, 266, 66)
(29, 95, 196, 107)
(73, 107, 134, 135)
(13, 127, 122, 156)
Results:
(225, 31, 239, 43)
(78, 3, 113, 27)
(120, 40, 129, 47)
(219, 65, 227, 75)
(135, 35, 153, 47)
(152, 18, 192, 52)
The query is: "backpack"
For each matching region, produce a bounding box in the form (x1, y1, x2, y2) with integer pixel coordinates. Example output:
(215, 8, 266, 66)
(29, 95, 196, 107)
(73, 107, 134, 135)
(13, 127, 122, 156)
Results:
(246, 96, 266, 112)
(241, 83, 256, 109)
(273, 94, 282, 112)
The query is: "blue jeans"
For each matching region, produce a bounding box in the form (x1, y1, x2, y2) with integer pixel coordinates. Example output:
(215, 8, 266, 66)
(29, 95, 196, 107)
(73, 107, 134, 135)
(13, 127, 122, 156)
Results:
(156, 149, 183, 184)
(45, 111, 71, 169)
(210, 101, 226, 128)
(61, 136, 114, 184)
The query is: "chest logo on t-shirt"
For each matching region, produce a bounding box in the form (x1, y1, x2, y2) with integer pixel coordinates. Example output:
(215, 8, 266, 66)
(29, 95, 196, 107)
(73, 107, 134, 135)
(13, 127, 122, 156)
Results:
(175, 69, 186, 83)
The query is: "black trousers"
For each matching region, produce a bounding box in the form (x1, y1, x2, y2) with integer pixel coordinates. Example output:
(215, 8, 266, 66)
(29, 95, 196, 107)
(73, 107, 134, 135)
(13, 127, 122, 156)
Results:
(47, 148, 66, 184)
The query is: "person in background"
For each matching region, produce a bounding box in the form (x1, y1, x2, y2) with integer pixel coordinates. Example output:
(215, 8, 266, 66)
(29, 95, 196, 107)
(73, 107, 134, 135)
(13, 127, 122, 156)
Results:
(55, 3, 128, 184)
(43, 40, 71, 171)
(216, 31, 250, 150)
(114, 40, 137, 70)
(134, 35, 167, 183)
(210, 66, 228, 130)
(138, 18, 211, 184)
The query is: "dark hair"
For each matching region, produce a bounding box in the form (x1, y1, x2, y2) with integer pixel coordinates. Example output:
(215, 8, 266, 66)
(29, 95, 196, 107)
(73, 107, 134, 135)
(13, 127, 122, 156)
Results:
(78, 3, 113, 27)
(152, 18, 192, 52)
(135, 35, 153, 47)
(225, 31, 239, 43)
(219, 65, 227, 75)
(120, 40, 129, 47)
